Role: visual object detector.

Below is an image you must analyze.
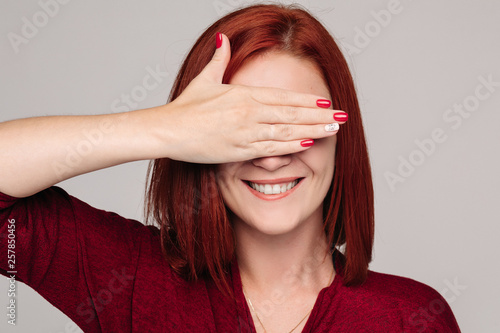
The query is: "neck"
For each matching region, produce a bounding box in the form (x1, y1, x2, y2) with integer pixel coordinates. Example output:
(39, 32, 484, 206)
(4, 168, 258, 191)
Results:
(234, 208, 335, 296)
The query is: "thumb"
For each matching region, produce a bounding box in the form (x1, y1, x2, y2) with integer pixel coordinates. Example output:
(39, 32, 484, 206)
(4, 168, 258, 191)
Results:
(198, 33, 231, 83)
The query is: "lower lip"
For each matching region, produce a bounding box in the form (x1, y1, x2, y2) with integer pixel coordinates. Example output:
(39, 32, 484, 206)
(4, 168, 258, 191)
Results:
(243, 179, 303, 201)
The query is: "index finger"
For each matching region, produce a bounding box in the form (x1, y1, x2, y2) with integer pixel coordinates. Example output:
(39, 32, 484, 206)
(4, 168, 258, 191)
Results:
(248, 86, 332, 109)
(258, 105, 347, 126)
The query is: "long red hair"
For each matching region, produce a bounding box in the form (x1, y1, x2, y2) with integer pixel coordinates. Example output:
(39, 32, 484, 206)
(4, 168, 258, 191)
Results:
(146, 4, 374, 296)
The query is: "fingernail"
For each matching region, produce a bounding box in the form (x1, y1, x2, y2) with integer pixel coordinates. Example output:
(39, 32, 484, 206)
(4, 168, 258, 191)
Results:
(333, 113, 348, 122)
(216, 32, 223, 49)
(325, 123, 340, 132)
(317, 99, 331, 108)
(300, 139, 314, 147)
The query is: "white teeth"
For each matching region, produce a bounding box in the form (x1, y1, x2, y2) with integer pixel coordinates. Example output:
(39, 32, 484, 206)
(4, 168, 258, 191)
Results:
(248, 179, 300, 195)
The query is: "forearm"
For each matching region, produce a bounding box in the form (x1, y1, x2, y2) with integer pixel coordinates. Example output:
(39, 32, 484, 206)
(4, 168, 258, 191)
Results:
(0, 107, 164, 198)
(0, 33, 341, 198)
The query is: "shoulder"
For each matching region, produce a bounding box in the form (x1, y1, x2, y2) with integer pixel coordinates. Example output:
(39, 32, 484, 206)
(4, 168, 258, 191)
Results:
(48, 186, 160, 236)
(362, 270, 443, 305)
(337, 269, 446, 312)
(14, 186, 163, 266)
(334, 270, 461, 332)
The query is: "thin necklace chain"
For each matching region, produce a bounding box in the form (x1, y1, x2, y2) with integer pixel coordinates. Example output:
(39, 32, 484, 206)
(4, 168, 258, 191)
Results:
(242, 268, 335, 333)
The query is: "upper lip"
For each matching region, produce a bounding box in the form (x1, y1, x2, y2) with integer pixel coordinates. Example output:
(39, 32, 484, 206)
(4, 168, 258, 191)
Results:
(244, 177, 303, 185)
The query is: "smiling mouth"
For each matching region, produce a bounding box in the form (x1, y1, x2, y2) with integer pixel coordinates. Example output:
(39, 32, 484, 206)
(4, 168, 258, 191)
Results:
(244, 178, 304, 195)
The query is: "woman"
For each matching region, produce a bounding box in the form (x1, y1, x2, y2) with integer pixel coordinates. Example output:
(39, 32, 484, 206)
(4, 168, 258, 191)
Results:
(0, 4, 460, 332)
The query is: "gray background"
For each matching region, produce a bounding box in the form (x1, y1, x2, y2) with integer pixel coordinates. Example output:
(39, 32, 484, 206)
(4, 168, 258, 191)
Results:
(1, 0, 499, 331)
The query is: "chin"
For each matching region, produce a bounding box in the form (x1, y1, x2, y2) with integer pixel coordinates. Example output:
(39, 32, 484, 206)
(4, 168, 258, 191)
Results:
(237, 210, 304, 236)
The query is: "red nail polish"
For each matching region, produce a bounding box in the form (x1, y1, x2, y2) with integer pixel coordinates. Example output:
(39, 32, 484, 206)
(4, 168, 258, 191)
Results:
(333, 113, 348, 122)
(317, 99, 331, 108)
(216, 32, 223, 49)
(300, 139, 314, 147)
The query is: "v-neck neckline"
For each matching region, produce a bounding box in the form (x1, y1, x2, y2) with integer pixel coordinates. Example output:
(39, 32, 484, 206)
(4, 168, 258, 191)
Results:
(231, 250, 342, 333)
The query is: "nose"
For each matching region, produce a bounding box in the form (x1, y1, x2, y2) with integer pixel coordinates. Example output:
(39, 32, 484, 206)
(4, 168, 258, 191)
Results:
(251, 155, 292, 171)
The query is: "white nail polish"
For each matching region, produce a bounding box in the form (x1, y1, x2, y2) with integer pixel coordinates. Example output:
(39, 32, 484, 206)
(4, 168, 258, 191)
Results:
(325, 123, 340, 132)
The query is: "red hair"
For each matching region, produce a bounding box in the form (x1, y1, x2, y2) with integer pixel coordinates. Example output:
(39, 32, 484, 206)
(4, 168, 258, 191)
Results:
(146, 4, 374, 296)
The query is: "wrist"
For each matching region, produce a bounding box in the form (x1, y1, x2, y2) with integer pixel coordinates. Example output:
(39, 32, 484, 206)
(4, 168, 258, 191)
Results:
(115, 104, 179, 161)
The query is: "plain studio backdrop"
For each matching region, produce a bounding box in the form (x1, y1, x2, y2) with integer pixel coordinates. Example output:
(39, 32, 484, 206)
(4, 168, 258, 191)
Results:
(1, 0, 499, 332)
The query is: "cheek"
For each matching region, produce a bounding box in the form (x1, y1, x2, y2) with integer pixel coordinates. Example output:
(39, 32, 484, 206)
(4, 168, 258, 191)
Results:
(317, 135, 337, 153)
(215, 162, 242, 195)
(300, 136, 336, 168)
(216, 162, 237, 181)
(215, 169, 231, 194)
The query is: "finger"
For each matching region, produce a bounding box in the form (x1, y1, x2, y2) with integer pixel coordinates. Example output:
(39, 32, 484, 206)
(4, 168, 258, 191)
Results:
(197, 33, 231, 84)
(255, 105, 346, 125)
(250, 123, 340, 142)
(247, 139, 320, 158)
(332, 111, 348, 124)
(249, 85, 333, 109)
